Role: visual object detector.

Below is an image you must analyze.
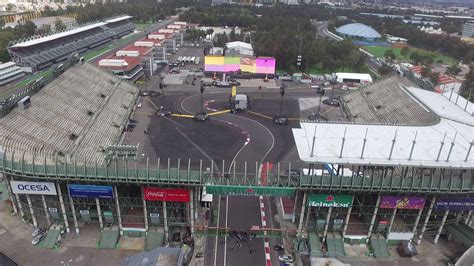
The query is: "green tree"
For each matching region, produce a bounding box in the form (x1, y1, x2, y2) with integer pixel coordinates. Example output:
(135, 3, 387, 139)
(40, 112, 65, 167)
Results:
(0, 31, 15, 62)
(384, 49, 396, 60)
(378, 63, 392, 76)
(54, 18, 67, 32)
(400, 47, 410, 57)
(446, 64, 461, 75)
(421, 67, 431, 78)
(430, 72, 440, 84)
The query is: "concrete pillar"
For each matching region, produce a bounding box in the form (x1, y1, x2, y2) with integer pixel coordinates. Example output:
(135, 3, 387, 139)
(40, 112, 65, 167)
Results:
(68, 193, 79, 234)
(114, 186, 122, 233)
(367, 195, 381, 239)
(412, 205, 424, 237)
(190, 189, 195, 234)
(342, 199, 354, 238)
(465, 210, 472, 225)
(292, 192, 299, 224)
(434, 209, 449, 244)
(5, 176, 18, 214)
(57, 183, 70, 234)
(96, 198, 103, 230)
(297, 192, 307, 238)
(163, 201, 168, 241)
(323, 207, 333, 242)
(17, 194, 25, 222)
(26, 195, 37, 228)
(142, 188, 148, 232)
(41, 195, 51, 226)
(386, 208, 397, 235)
(417, 196, 436, 245)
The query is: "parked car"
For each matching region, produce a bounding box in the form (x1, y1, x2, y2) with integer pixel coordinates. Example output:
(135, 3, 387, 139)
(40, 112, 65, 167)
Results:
(31, 231, 47, 245)
(137, 103, 143, 108)
(272, 115, 289, 125)
(278, 255, 294, 263)
(322, 98, 340, 107)
(193, 112, 210, 122)
(32, 227, 46, 238)
(129, 119, 139, 124)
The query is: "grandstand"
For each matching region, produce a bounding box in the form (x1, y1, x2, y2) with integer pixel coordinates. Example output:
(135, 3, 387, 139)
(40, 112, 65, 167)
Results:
(342, 76, 439, 126)
(0, 63, 138, 165)
(8, 15, 135, 73)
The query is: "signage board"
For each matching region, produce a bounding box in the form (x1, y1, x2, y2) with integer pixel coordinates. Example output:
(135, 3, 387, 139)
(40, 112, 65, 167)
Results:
(143, 188, 190, 202)
(48, 207, 58, 212)
(435, 198, 474, 211)
(11, 181, 57, 195)
(205, 185, 295, 197)
(150, 213, 160, 218)
(79, 210, 90, 215)
(380, 196, 425, 209)
(307, 194, 353, 208)
(68, 184, 113, 199)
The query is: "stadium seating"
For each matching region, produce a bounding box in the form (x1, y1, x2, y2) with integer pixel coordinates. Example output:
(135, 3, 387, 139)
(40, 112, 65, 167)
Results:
(0, 63, 138, 165)
(342, 76, 439, 126)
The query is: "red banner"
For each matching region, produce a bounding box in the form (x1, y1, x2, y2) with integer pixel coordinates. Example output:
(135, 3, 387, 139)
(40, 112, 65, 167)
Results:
(143, 188, 190, 202)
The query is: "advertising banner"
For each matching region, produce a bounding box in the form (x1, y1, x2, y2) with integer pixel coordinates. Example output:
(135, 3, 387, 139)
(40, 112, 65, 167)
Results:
(256, 57, 276, 74)
(11, 181, 57, 195)
(240, 57, 257, 73)
(205, 185, 295, 197)
(307, 194, 353, 208)
(204, 56, 276, 74)
(143, 188, 190, 202)
(435, 198, 474, 211)
(68, 184, 114, 199)
(380, 196, 425, 209)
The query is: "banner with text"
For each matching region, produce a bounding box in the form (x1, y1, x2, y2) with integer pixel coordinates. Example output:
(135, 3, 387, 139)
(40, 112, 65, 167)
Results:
(307, 194, 353, 208)
(11, 181, 57, 195)
(380, 196, 425, 209)
(143, 188, 190, 202)
(68, 184, 114, 199)
(435, 197, 474, 211)
(205, 185, 295, 197)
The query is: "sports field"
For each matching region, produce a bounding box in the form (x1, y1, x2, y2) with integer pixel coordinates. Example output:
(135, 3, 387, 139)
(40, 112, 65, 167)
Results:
(362, 46, 456, 65)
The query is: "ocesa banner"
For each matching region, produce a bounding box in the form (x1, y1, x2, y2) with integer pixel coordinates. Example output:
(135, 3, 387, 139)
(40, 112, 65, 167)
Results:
(143, 188, 190, 202)
(11, 181, 57, 195)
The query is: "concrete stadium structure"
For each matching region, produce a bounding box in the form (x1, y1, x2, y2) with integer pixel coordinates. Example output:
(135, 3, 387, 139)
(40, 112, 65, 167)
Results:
(0, 65, 472, 257)
(7, 15, 135, 73)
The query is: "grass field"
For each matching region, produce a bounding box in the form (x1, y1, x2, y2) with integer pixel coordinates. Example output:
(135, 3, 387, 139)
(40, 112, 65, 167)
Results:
(362, 46, 456, 65)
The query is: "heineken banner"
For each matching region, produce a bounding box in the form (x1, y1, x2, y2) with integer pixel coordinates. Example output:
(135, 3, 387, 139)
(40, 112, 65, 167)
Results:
(435, 198, 474, 211)
(205, 185, 295, 197)
(307, 194, 353, 208)
(380, 196, 425, 209)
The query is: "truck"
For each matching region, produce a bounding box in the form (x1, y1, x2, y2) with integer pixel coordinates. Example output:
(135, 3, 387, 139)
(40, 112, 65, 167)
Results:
(229, 94, 250, 113)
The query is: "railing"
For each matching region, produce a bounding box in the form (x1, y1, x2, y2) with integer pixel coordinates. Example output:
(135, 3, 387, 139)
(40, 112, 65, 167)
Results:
(0, 156, 472, 193)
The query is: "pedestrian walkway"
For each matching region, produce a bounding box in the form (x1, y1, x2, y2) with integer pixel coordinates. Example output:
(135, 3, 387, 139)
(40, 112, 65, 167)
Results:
(39, 229, 60, 249)
(146, 231, 164, 251)
(98, 225, 120, 248)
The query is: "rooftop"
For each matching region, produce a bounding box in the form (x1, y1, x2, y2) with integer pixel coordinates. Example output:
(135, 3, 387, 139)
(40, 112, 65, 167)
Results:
(336, 23, 382, 39)
(0, 63, 138, 165)
(294, 78, 473, 168)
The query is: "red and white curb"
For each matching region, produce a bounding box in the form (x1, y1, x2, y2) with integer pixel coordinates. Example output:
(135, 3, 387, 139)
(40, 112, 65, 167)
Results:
(259, 195, 272, 266)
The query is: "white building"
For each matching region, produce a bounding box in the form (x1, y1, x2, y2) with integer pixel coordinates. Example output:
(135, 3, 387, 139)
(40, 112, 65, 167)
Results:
(225, 41, 253, 56)
(0, 61, 24, 85)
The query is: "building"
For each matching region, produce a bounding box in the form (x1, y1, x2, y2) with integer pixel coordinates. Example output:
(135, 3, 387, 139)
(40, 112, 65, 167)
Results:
(335, 23, 382, 41)
(98, 56, 144, 82)
(462, 21, 474, 38)
(335, 72, 372, 84)
(225, 41, 253, 56)
(0, 61, 24, 85)
(8, 15, 135, 73)
(116, 46, 153, 57)
(386, 35, 407, 44)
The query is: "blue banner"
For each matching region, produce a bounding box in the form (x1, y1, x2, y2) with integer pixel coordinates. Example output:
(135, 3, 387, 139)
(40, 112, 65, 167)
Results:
(435, 197, 474, 211)
(68, 185, 113, 199)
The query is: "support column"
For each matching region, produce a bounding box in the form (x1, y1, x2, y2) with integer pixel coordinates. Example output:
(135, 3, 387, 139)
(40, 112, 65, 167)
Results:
(42, 195, 51, 226)
(367, 195, 381, 239)
(465, 210, 472, 225)
(163, 202, 168, 241)
(323, 207, 333, 242)
(142, 189, 148, 232)
(417, 196, 436, 245)
(190, 189, 195, 234)
(114, 186, 122, 233)
(5, 176, 18, 214)
(434, 209, 449, 244)
(386, 208, 397, 235)
(57, 183, 70, 234)
(26, 195, 37, 228)
(68, 193, 79, 234)
(297, 192, 307, 238)
(17, 194, 25, 222)
(342, 198, 354, 238)
(96, 198, 103, 230)
(412, 205, 424, 238)
(292, 192, 299, 224)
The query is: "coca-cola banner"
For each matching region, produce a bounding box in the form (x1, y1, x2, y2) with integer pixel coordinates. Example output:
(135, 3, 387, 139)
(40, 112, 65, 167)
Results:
(143, 187, 190, 202)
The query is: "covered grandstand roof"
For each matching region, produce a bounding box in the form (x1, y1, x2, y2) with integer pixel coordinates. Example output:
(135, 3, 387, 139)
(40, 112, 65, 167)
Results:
(293, 79, 473, 168)
(99, 56, 141, 71)
(336, 23, 382, 39)
(10, 15, 132, 48)
(0, 63, 138, 165)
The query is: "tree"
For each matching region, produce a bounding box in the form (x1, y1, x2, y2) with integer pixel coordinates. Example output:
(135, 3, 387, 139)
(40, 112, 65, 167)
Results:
(446, 64, 461, 75)
(378, 63, 393, 76)
(400, 46, 410, 57)
(54, 18, 67, 32)
(430, 72, 440, 84)
(421, 67, 431, 78)
(384, 49, 396, 60)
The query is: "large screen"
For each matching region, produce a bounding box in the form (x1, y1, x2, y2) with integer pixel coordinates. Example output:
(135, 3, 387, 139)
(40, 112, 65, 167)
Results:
(204, 56, 276, 74)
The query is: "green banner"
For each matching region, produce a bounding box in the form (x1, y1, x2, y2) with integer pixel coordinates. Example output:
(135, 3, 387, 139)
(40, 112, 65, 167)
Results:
(205, 185, 295, 197)
(307, 194, 353, 208)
